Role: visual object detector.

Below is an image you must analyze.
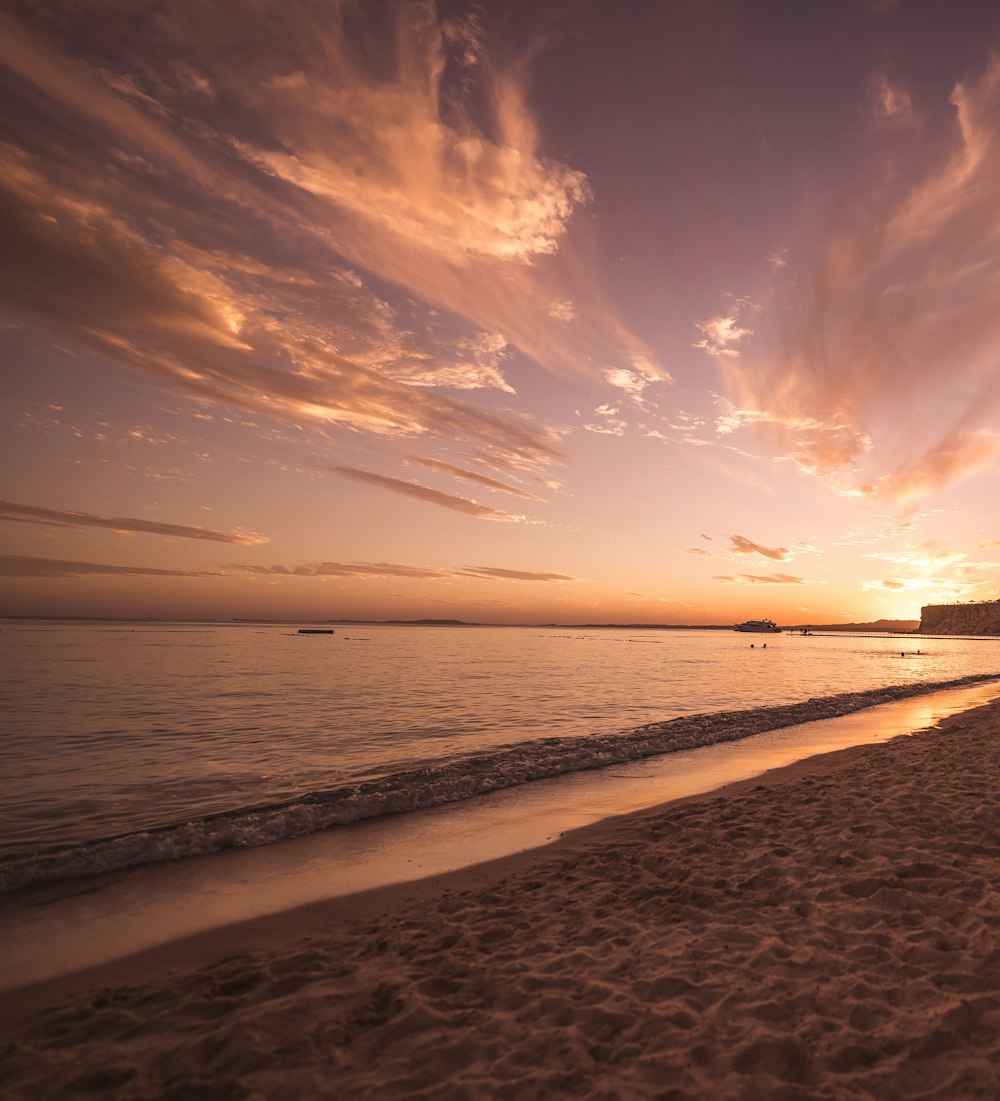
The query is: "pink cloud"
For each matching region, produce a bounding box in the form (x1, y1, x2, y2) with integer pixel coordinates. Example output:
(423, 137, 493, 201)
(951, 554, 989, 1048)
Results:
(718, 56, 1000, 503)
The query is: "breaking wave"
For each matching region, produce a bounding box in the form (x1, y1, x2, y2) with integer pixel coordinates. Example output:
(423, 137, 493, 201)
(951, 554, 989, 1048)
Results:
(2, 672, 998, 893)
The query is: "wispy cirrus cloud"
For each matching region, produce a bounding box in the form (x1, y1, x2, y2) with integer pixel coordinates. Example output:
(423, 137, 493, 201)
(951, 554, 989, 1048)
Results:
(868, 69, 915, 123)
(330, 465, 531, 522)
(236, 10, 589, 268)
(0, 2, 659, 488)
(860, 575, 986, 598)
(0, 554, 223, 578)
(0, 500, 266, 545)
(228, 561, 450, 580)
(404, 456, 542, 501)
(717, 55, 1000, 503)
(3, 552, 579, 585)
(459, 566, 576, 582)
(231, 561, 576, 583)
(713, 573, 806, 585)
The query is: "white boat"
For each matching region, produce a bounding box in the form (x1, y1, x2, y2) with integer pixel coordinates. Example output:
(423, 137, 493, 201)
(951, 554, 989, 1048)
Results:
(734, 619, 782, 633)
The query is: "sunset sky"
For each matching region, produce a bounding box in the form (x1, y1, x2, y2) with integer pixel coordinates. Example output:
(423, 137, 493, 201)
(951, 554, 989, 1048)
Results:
(2, 0, 999, 624)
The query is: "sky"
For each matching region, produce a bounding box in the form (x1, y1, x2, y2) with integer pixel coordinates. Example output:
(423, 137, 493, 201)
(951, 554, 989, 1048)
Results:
(1, 0, 999, 624)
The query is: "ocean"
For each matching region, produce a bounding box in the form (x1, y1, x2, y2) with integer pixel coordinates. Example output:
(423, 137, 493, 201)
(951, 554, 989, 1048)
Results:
(2, 620, 998, 892)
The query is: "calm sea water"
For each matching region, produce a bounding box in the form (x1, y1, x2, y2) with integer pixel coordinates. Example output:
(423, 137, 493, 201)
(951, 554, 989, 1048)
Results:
(2, 621, 998, 887)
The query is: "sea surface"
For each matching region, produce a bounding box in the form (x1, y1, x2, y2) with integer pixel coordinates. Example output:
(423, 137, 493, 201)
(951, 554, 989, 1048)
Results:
(2, 620, 999, 891)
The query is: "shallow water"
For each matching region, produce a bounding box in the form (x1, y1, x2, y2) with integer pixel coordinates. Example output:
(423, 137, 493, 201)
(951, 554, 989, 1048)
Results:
(2, 620, 998, 886)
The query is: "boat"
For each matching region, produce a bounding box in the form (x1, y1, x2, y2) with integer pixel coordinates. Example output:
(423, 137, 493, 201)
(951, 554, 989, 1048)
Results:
(734, 619, 782, 633)
(297, 628, 335, 635)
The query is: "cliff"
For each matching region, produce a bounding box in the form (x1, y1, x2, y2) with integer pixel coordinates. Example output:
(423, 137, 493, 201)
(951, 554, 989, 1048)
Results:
(920, 600, 1000, 636)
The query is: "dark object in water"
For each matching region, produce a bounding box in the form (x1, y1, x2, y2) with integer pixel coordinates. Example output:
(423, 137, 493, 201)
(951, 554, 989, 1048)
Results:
(734, 619, 782, 633)
(298, 628, 335, 635)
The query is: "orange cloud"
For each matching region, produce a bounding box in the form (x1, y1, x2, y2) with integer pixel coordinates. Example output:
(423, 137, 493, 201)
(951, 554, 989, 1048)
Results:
(404, 456, 543, 501)
(693, 314, 752, 358)
(229, 561, 450, 580)
(729, 534, 790, 561)
(0, 501, 266, 545)
(713, 573, 805, 585)
(0, 555, 223, 578)
(226, 560, 577, 583)
(0, 4, 657, 499)
(330, 466, 531, 522)
(459, 566, 576, 582)
(718, 55, 1000, 503)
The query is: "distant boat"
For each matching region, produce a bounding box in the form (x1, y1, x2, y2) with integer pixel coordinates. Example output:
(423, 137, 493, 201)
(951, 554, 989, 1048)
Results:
(734, 619, 782, 634)
(298, 628, 335, 635)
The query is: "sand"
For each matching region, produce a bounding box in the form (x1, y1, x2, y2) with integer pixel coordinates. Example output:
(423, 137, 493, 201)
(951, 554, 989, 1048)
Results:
(4, 697, 1000, 1099)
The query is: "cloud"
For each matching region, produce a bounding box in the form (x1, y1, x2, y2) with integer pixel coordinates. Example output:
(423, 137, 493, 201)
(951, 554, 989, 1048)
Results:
(0, 141, 562, 468)
(859, 575, 985, 598)
(871, 430, 1000, 505)
(405, 456, 542, 500)
(693, 314, 752, 359)
(230, 560, 576, 582)
(548, 300, 576, 321)
(237, 19, 591, 267)
(729, 534, 790, 561)
(688, 547, 711, 556)
(385, 333, 515, 394)
(330, 465, 528, 521)
(713, 573, 806, 585)
(0, 500, 266, 544)
(604, 369, 648, 396)
(229, 561, 450, 580)
(0, 554, 221, 578)
(604, 355, 670, 400)
(458, 566, 576, 582)
(868, 70, 914, 123)
(580, 413, 627, 436)
(2, 552, 577, 585)
(714, 402, 834, 438)
(718, 55, 1000, 502)
(865, 540, 966, 569)
(0, 3, 657, 486)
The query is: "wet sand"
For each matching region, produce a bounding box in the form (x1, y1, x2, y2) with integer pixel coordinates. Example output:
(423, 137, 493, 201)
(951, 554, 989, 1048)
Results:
(4, 694, 1000, 1098)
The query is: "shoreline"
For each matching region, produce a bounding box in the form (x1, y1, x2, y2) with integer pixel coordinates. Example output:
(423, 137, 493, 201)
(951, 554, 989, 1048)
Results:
(2, 681, 997, 1001)
(0, 722, 955, 1022)
(5, 691, 1000, 1095)
(5, 671, 999, 895)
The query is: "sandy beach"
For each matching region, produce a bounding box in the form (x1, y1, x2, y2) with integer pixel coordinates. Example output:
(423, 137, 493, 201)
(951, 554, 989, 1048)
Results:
(5, 695, 1000, 1099)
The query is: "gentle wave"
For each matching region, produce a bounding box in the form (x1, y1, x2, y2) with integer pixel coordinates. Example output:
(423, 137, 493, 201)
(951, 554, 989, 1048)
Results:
(3, 672, 998, 893)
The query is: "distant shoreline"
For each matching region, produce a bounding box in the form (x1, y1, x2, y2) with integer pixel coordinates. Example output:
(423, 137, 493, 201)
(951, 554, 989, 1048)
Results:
(0, 614, 922, 633)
